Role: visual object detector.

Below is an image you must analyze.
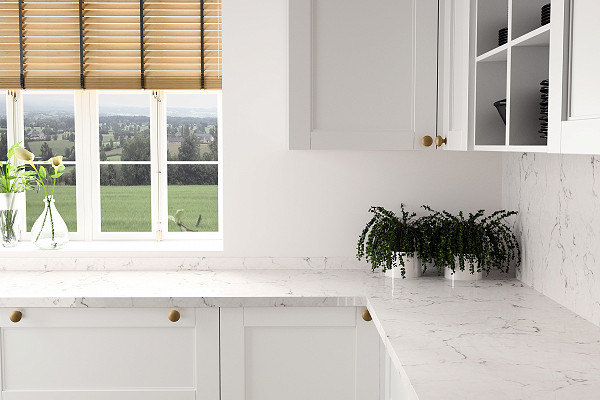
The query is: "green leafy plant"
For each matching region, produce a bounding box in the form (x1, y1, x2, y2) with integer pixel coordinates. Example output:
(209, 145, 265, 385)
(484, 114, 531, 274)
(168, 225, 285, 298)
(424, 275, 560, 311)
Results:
(0, 143, 38, 194)
(0, 143, 38, 245)
(415, 205, 520, 276)
(356, 205, 419, 278)
(169, 209, 202, 232)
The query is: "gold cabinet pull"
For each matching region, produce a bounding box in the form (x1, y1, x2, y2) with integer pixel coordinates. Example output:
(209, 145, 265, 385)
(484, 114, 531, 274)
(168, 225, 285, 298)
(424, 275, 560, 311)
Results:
(9, 311, 22, 323)
(422, 135, 434, 147)
(362, 309, 372, 322)
(168, 310, 181, 323)
(435, 135, 447, 147)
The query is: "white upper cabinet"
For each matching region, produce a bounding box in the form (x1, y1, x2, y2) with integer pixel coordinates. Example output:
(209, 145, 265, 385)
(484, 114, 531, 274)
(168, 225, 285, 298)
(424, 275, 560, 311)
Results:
(288, 0, 438, 150)
(438, 0, 472, 151)
(550, 0, 600, 154)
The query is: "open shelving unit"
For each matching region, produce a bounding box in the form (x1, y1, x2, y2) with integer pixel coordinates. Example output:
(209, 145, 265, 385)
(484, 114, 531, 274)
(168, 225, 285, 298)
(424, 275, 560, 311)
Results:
(473, 0, 551, 151)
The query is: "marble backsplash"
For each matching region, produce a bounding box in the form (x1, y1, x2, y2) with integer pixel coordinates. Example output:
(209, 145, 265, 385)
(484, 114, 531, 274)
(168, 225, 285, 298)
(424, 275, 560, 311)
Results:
(503, 152, 600, 327)
(0, 257, 371, 271)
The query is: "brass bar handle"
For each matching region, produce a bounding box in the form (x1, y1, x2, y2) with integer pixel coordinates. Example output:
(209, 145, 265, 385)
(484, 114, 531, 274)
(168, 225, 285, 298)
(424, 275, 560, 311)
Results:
(168, 310, 180, 323)
(362, 309, 372, 322)
(9, 311, 22, 323)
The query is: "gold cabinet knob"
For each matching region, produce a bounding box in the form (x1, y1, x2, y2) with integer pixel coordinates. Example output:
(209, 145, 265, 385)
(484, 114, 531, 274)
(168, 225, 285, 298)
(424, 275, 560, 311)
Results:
(362, 309, 372, 322)
(435, 135, 447, 147)
(168, 310, 180, 323)
(9, 311, 22, 323)
(422, 135, 434, 147)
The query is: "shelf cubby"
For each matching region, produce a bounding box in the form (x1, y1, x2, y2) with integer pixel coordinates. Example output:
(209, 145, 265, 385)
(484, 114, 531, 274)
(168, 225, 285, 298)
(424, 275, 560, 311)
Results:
(512, 0, 550, 40)
(476, 0, 509, 56)
(509, 46, 549, 146)
(475, 58, 507, 146)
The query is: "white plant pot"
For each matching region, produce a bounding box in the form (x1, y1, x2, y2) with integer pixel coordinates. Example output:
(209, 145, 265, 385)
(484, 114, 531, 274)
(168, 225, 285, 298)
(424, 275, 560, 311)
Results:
(444, 256, 483, 281)
(384, 254, 422, 279)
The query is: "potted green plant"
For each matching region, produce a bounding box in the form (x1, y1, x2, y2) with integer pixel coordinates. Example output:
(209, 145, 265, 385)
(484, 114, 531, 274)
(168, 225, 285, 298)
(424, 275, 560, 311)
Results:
(415, 205, 520, 280)
(0, 144, 37, 247)
(357, 205, 421, 279)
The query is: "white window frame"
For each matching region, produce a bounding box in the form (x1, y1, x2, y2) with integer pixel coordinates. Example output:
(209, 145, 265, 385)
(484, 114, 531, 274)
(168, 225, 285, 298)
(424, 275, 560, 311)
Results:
(1, 89, 223, 249)
(13, 90, 85, 241)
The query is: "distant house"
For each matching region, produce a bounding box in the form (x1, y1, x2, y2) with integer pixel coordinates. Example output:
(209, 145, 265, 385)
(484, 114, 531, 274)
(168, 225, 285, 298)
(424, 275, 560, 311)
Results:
(26, 127, 45, 140)
(196, 133, 214, 143)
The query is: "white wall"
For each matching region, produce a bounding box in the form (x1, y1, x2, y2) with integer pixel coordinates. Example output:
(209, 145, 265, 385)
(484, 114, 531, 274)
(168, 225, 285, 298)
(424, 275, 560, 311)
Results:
(503, 153, 600, 327)
(218, 0, 502, 257)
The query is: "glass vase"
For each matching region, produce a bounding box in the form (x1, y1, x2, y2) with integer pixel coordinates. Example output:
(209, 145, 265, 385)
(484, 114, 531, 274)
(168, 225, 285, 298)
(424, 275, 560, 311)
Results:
(0, 192, 25, 248)
(31, 197, 69, 250)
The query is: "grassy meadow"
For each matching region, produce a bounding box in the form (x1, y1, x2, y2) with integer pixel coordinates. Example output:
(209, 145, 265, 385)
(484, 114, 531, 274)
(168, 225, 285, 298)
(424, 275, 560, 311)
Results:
(27, 139, 75, 160)
(26, 185, 218, 233)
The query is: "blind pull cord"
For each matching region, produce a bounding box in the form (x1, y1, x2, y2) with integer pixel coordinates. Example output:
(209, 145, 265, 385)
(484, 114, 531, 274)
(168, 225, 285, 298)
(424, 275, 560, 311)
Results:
(200, 0, 205, 89)
(79, 0, 85, 89)
(140, 0, 145, 90)
(17, 0, 24, 89)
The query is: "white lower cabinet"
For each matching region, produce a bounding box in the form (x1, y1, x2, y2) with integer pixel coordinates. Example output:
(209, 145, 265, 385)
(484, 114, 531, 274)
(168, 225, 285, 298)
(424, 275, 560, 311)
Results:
(0, 306, 389, 400)
(220, 307, 382, 400)
(0, 308, 220, 400)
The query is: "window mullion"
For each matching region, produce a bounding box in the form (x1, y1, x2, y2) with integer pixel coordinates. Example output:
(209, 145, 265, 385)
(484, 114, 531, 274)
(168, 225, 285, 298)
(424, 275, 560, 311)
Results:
(78, 90, 95, 241)
(150, 90, 164, 241)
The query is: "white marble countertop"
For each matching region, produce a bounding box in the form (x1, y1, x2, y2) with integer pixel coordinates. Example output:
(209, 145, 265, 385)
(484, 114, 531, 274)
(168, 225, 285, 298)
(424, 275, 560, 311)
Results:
(0, 269, 599, 400)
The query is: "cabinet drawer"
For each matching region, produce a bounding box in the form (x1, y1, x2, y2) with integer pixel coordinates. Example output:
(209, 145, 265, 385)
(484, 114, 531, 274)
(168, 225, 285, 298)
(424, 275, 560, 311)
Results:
(0, 308, 197, 394)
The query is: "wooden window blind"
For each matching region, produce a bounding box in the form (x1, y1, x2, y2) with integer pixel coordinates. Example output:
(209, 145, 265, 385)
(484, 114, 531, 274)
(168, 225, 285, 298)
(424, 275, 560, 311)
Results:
(0, 0, 221, 90)
(0, 1, 23, 88)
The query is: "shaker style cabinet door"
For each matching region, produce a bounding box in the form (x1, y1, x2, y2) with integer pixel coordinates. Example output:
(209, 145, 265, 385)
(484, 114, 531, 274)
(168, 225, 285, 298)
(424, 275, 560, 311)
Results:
(438, 0, 471, 151)
(0, 308, 219, 400)
(220, 307, 381, 400)
(288, 0, 438, 150)
(550, 0, 600, 154)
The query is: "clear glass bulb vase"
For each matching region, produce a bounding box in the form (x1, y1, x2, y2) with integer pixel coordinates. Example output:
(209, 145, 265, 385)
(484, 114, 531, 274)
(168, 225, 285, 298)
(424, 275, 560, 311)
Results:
(31, 197, 69, 250)
(0, 192, 25, 248)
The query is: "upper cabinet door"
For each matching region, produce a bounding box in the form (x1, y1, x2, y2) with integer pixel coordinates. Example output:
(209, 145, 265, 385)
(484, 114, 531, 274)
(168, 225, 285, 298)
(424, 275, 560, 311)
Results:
(438, 0, 471, 151)
(288, 0, 438, 150)
(551, 0, 600, 154)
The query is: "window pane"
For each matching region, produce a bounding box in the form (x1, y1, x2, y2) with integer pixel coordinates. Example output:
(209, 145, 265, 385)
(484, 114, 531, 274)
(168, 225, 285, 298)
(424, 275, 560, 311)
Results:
(26, 165, 77, 232)
(0, 94, 6, 161)
(166, 93, 218, 162)
(99, 93, 151, 162)
(23, 93, 76, 162)
(100, 164, 151, 232)
(167, 164, 218, 232)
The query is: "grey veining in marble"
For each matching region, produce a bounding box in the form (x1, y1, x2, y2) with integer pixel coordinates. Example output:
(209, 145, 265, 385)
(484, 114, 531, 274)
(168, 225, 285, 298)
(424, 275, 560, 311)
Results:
(503, 153, 600, 327)
(0, 256, 370, 271)
(0, 269, 599, 400)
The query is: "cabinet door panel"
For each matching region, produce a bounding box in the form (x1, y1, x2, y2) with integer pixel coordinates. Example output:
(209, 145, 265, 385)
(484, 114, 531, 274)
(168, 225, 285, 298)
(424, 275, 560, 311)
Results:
(2, 391, 194, 400)
(0, 308, 219, 400)
(221, 307, 380, 400)
(3, 327, 195, 390)
(551, 0, 600, 154)
(289, 0, 438, 150)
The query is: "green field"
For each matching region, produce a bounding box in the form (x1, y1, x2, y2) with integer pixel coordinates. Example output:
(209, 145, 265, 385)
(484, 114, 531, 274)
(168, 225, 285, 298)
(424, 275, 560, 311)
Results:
(26, 185, 218, 233)
(27, 140, 75, 159)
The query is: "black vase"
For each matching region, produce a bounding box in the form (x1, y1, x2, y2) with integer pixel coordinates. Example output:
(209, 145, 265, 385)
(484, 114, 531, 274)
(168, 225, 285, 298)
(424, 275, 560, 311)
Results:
(494, 99, 507, 125)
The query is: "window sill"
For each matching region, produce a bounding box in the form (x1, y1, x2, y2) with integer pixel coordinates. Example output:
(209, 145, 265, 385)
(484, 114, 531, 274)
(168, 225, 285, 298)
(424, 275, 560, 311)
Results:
(1, 239, 223, 258)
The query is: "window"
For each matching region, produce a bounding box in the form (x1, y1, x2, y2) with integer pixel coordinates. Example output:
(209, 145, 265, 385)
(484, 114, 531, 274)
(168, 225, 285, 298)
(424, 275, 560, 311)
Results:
(22, 93, 78, 233)
(0, 0, 222, 248)
(2, 90, 222, 245)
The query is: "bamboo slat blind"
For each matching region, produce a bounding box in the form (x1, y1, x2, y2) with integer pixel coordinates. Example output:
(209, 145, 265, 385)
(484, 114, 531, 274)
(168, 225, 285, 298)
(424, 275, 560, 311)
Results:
(0, 0, 221, 90)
